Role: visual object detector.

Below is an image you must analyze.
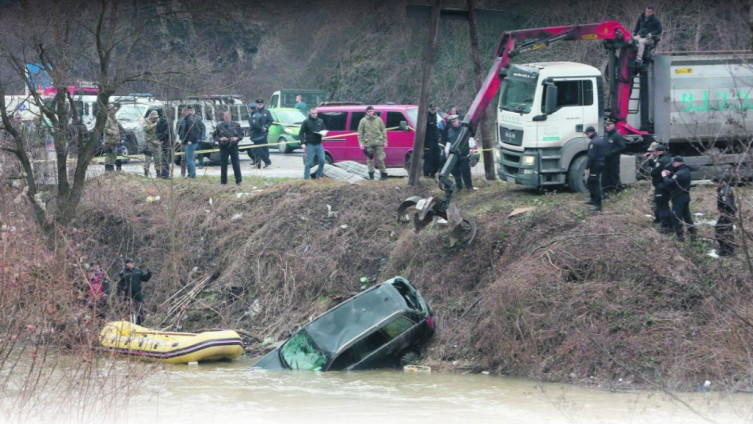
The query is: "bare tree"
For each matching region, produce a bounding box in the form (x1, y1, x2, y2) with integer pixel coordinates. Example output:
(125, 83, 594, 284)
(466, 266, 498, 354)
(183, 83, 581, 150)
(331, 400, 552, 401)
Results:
(0, 1, 186, 244)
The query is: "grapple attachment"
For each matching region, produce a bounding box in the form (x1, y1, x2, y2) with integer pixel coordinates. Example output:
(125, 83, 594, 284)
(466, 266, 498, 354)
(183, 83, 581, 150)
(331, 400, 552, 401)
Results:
(397, 196, 477, 246)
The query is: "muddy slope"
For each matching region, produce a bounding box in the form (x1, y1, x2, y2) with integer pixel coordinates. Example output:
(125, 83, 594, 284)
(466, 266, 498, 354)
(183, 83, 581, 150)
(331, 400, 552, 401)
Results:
(73, 175, 753, 389)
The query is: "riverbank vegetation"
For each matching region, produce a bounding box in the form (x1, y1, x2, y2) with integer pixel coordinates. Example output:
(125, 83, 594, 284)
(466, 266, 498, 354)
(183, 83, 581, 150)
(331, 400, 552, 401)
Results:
(2, 173, 751, 401)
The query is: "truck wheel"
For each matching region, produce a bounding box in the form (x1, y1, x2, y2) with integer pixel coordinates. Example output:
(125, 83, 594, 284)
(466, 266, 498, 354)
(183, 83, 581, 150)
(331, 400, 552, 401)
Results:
(567, 155, 588, 194)
(325, 153, 333, 165)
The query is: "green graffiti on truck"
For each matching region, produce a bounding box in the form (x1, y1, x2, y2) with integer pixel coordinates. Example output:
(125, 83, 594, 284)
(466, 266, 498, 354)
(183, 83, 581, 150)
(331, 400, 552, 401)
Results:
(681, 90, 753, 112)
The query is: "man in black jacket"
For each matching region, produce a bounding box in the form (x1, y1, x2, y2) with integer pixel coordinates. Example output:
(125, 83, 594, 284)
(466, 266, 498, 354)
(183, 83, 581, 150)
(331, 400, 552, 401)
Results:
(660, 156, 696, 241)
(713, 176, 737, 256)
(646, 142, 672, 232)
(633, 6, 662, 64)
(117, 258, 152, 325)
(249, 98, 273, 168)
(299, 107, 327, 180)
(602, 118, 626, 195)
(423, 104, 441, 178)
(215, 111, 244, 185)
(584, 126, 607, 212)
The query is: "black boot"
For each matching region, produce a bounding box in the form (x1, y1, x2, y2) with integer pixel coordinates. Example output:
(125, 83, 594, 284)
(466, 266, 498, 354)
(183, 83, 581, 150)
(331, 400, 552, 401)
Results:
(116, 164, 122, 172)
(105, 164, 114, 173)
(380, 172, 388, 180)
(368, 172, 374, 180)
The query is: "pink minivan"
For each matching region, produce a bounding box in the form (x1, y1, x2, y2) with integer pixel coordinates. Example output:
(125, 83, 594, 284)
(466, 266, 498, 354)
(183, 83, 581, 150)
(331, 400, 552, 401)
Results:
(311, 104, 421, 169)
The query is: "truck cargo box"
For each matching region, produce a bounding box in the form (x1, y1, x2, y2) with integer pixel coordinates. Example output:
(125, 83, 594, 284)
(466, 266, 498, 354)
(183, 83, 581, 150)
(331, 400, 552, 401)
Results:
(653, 52, 753, 145)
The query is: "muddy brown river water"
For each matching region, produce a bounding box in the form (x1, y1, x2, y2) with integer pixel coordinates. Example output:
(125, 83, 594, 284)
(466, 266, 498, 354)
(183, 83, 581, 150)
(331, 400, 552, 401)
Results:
(9, 356, 751, 424)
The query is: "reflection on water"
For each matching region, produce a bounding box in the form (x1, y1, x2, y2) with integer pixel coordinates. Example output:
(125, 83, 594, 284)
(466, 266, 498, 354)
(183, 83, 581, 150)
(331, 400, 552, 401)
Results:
(9, 356, 753, 424)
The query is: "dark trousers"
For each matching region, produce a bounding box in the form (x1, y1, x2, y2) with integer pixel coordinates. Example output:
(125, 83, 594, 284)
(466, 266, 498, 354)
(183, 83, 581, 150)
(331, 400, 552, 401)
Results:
(160, 142, 172, 178)
(452, 156, 473, 190)
(715, 214, 735, 255)
(252, 134, 271, 165)
(423, 143, 441, 177)
(653, 189, 672, 230)
(602, 154, 621, 193)
(587, 167, 603, 207)
(671, 197, 696, 240)
(220, 144, 241, 184)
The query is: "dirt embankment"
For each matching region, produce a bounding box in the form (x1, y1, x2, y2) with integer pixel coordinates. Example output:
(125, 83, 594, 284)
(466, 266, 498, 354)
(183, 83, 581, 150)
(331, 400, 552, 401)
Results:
(65, 174, 753, 390)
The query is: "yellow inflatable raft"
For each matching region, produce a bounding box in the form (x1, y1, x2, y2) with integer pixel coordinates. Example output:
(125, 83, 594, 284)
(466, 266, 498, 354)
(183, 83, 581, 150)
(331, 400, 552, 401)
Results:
(99, 321, 243, 364)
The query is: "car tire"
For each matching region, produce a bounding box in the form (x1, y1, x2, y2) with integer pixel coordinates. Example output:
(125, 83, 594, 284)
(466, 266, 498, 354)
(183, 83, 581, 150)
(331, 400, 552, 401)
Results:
(277, 137, 295, 154)
(403, 151, 412, 172)
(325, 153, 333, 165)
(567, 154, 588, 194)
(399, 350, 420, 367)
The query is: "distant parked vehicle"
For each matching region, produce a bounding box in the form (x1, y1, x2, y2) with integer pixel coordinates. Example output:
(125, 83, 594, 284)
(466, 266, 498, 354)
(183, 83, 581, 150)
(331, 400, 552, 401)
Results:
(268, 108, 306, 153)
(253, 276, 434, 371)
(268, 89, 327, 109)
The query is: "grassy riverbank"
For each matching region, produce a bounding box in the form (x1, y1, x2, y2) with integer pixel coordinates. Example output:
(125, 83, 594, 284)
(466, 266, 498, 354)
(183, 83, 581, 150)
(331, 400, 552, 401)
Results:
(3, 173, 753, 392)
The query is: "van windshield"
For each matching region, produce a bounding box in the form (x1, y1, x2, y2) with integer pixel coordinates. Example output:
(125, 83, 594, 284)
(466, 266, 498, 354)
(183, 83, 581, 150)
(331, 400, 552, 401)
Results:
(117, 105, 146, 122)
(276, 109, 306, 124)
(499, 78, 536, 114)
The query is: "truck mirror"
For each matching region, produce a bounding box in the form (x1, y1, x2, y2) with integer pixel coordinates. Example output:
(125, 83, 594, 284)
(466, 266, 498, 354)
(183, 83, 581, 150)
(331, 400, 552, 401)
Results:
(399, 120, 408, 131)
(544, 83, 558, 114)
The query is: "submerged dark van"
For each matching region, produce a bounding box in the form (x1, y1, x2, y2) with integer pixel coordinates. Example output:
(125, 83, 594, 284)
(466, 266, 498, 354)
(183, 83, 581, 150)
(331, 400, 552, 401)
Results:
(253, 276, 434, 371)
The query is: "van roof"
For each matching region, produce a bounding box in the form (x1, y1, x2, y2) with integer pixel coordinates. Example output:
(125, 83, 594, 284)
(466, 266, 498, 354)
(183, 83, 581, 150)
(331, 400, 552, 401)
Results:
(316, 104, 418, 112)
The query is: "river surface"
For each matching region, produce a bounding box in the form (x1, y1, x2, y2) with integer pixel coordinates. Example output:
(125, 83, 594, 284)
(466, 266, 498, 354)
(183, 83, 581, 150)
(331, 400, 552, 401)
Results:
(10, 356, 751, 424)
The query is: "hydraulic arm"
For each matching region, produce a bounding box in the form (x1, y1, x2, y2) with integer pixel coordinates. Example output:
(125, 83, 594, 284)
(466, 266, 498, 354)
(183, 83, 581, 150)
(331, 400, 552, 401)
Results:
(398, 21, 635, 245)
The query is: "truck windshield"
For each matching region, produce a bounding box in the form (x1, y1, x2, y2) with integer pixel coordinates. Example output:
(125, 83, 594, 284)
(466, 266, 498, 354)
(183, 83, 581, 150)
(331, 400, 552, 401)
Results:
(280, 329, 330, 370)
(499, 78, 536, 114)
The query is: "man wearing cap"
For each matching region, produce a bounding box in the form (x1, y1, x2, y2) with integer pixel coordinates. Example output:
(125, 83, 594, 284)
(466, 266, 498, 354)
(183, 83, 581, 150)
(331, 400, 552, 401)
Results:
(584, 126, 607, 211)
(646, 141, 672, 232)
(659, 156, 696, 241)
(713, 176, 737, 256)
(104, 103, 122, 172)
(602, 118, 626, 195)
(423, 104, 441, 178)
(357, 105, 388, 180)
(117, 258, 152, 325)
(249, 98, 273, 168)
(142, 110, 162, 178)
(215, 111, 244, 185)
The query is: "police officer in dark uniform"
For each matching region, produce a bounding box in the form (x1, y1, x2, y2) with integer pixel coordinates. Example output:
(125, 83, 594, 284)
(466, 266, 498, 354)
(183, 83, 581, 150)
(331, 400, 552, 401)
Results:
(659, 156, 696, 241)
(215, 111, 244, 185)
(584, 126, 606, 212)
(602, 118, 626, 195)
(249, 98, 273, 168)
(646, 141, 672, 232)
(713, 176, 737, 256)
(423, 104, 441, 178)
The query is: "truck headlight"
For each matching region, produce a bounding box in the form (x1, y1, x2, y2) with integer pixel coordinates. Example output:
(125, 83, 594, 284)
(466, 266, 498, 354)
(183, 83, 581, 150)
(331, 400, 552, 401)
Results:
(522, 155, 535, 166)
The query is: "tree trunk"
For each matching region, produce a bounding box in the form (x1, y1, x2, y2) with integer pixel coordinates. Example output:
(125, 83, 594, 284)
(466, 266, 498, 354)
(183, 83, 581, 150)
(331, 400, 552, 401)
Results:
(408, 0, 441, 185)
(467, 0, 497, 180)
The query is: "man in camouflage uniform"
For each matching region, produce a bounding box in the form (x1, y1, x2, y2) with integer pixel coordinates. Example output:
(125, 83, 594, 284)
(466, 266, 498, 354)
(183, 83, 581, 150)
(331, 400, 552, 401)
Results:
(357, 105, 388, 180)
(104, 103, 121, 172)
(142, 110, 161, 178)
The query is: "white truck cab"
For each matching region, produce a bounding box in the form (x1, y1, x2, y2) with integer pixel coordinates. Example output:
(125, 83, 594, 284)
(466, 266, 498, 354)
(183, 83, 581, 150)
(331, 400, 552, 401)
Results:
(497, 62, 603, 191)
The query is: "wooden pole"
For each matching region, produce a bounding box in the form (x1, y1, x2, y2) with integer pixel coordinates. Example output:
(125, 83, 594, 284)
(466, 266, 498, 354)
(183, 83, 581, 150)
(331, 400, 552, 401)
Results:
(467, 0, 496, 180)
(408, 0, 442, 185)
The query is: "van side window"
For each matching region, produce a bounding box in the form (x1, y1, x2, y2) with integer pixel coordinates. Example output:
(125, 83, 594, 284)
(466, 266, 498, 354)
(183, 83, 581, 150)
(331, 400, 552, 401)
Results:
(349, 111, 381, 130)
(328, 315, 416, 371)
(269, 94, 279, 108)
(320, 112, 347, 131)
(240, 105, 250, 121)
(385, 112, 408, 131)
